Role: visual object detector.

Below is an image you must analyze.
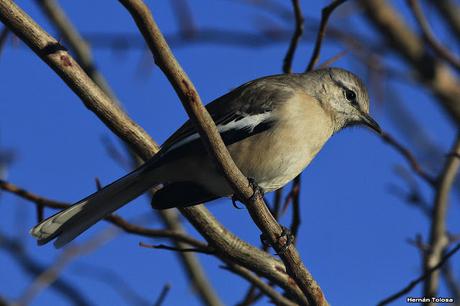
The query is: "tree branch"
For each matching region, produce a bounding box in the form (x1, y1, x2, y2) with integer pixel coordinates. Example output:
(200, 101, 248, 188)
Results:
(360, 0, 460, 125)
(223, 263, 298, 306)
(377, 243, 460, 306)
(407, 0, 460, 72)
(423, 134, 460, 301)
(118, 0, 326, 304)
(0, 1, 310, 304)
(380, 132, 436, 186)
(306, 0, 347, 71)
(282, 0, 304, 73)
(0, 231, 92, 306)
(0, 179, 208, 250)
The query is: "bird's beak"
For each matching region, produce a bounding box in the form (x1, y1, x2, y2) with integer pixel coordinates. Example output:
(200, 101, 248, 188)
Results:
(360, 112, 382, 134)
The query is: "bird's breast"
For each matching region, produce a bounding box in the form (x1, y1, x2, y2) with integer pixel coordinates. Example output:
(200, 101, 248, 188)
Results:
(228, 93, 334, 192)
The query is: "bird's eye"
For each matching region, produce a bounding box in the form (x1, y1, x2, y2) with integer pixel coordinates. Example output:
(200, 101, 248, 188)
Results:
(345, 89, 356, 102)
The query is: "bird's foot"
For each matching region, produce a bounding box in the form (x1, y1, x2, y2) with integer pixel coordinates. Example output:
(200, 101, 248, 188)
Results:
(247, 177, 264, 200)
(260, 225, 294, 255)
(230, 177, 263, 209)
(276, 226, 294, 255)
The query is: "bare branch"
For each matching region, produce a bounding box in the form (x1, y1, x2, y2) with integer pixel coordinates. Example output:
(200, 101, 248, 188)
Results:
(118, 0, 326, 304)
(431, 0, 460, 42)
(223, 263, 298, 306)
(360, 0, 460, 124)
(15, 229, 114, 306)
(377, 243, 460, 306)
(0, 26, 8, 55)
(306, 0, 347, 71)
(153, 283, 171, 306)
(0, 231, 92, 306)
(282, 0, 304, 73)
(170, 0, 196, 38)
(407, 0, 460, 71)
(424, 134, 460, 299)
(139, 242, 214, 255)
(0, 179, 208, 249)
(0, 1, 315, 304)
(381, 132, 436, 186)
(74, 263, 150, 306)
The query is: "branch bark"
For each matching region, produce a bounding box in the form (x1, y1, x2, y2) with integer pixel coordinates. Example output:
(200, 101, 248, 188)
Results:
(118, 0, 326, 304)
(0, 1, 311, 304)
(423, 134, 460, 303)
(359, 0, 460, 125)
(407, 0, 460, 72)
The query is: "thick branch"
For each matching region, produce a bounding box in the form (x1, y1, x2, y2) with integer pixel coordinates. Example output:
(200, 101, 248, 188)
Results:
(0, 2, 311, 304)
(35, 0, 119, 102)
(0, 0, 157, 160)
(118, 0, 326, 304)
(34, 2, 222, 302)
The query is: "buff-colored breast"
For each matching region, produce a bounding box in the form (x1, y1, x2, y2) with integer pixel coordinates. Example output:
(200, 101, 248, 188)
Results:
(228, 92, 334, 192)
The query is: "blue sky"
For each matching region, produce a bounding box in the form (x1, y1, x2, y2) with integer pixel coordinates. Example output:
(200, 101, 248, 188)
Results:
(1, 1, 459, 305)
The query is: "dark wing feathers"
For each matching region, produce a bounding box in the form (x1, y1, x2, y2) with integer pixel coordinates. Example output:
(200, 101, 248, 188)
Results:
(157, 75, 295, 158)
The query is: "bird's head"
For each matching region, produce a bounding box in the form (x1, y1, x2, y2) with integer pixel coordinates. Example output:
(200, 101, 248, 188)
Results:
(309, 67, 381, 134)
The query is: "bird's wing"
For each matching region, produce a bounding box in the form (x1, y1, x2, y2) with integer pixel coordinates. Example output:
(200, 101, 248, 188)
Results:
(156, 76, 294, 159)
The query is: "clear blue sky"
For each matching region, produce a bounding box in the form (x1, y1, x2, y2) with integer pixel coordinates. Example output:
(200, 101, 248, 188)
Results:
(1, 1, 459, 305)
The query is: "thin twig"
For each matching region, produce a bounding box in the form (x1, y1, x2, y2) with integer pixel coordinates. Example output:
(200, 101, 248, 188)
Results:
(0, 179, 208, 250)
(170, 0, 196, 38)
(306, 0, 347, 71)
(284, 176, 302, 242)
(139, 242, 214, 254)
(360, 0, 460, 124)
(153, 283, 171, 306)
(237, 285, 260, 306)
(118, 0, 326, 304)
(282, 0, 304, 73)
(424, 134, 460, 301)
(74, 263, 150, 306)
(223, 264, 298, 306)
(0, 231, 92, 306)
(377, 242, 460, 306)
(0, 26, 8, 55)
(407, 0, 460, 71)
(380, 132, 436, 186)
(16, 229, 115, 306)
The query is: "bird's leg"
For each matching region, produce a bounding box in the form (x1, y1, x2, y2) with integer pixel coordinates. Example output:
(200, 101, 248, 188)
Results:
(245, 179, 294, 254)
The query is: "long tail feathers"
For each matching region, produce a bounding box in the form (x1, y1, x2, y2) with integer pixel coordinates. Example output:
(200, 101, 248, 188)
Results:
(30, 166, 158, 248)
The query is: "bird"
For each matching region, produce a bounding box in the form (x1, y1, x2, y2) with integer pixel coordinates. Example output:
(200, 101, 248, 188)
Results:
(30, 67, 381, 248)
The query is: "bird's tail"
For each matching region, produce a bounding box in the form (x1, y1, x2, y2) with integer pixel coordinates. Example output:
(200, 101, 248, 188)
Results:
(30, 165, 158, 248)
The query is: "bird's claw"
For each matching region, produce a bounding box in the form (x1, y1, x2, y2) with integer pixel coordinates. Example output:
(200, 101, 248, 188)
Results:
(231, 196, 244, 209)
(230, 177, 263, 209)
(276, 226, 294, 255)
(259, 226, 295, 255)
(247, 177, 264, 200)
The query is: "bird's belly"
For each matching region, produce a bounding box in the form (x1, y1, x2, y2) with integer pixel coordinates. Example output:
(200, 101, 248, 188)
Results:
(228, 122, 332, 192)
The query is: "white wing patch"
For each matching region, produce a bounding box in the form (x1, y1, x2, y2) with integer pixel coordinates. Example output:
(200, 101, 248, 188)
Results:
(165, 112, 272, 153)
